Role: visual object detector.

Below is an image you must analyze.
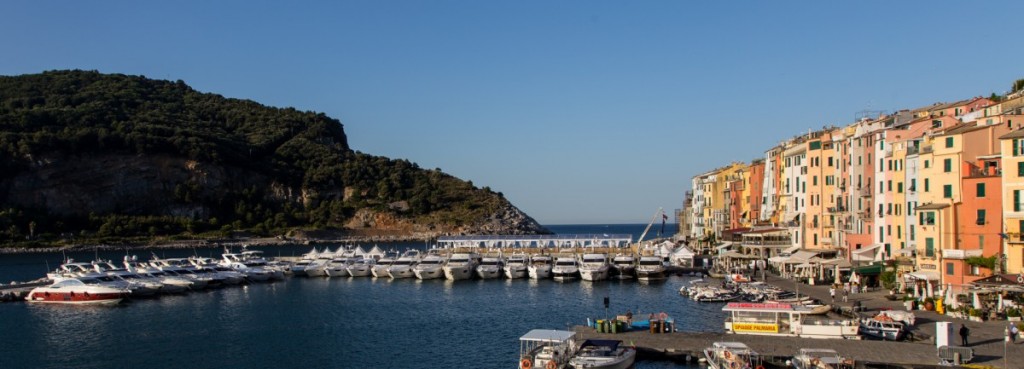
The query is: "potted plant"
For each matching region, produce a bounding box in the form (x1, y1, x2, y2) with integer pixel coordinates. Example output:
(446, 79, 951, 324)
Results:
(1007, 308, 1022, 322)
(968, 308, 984, 322)
(923, 297, 935, 311)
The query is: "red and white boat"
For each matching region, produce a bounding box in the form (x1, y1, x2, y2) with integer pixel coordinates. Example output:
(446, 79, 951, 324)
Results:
(26, 279, 129, 305)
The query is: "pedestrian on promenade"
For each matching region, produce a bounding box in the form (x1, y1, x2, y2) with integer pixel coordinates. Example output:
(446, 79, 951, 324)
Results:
(842, 287, 849, 303)
(1011, 323, 1019, 343)
(959, 324, 970, 346)
(829, 286, 836, 304)
(852, 283, 859, 295)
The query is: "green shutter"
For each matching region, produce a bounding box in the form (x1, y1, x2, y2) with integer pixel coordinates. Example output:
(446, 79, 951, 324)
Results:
(946, 137, 954, 148)
(1016, 139, 1020, 157)
(944, 158, 952, 172)
(925, 238, 934, 257)
(977, 183, 985, 197)
(943, 184, 952, 198)
(925, 178, 930, 192)
(1016, 190, 1021, 212)
(1019, 161, 1024, 177)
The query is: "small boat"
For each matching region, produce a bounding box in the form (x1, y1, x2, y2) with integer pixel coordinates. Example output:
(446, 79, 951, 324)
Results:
(791, 348, 855, 369)
(859, 318, 905, 341)
(372, 251, 400, 278)
(722, 302, 860, 339)
(476, 255, 503, 279)
(803, 304, 832, 315)
(444, 252, 480, 280)
(518, 329, 577, 369)
(324, 253, 356, 278)
(503, 253, 529, 279)
(346, 258, 375, 277)
(578, 253, 611, 282)
(528, 255, 553, 280)
(703, 342, 760, 369)
(635, 256, 667, 281)
(552, 256, 579, 282)
(610, 254, 635, 279)
(413, 251, 446, 280)
(387, 250, 420, 279)
(26, 278, 129, 305)
(568, 339, 635, 369)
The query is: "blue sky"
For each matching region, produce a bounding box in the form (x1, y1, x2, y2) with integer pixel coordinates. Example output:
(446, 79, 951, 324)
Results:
(3, 1, 1022, 224)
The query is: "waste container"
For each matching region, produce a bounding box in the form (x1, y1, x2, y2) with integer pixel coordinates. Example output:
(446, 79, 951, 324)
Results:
(610, 320, 618, 333)
(597, 319, 605, 333)
(649, 320, 659, 333)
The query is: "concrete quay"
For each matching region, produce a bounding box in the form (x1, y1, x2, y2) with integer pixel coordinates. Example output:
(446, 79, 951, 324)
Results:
(579, 272, 1023, 368)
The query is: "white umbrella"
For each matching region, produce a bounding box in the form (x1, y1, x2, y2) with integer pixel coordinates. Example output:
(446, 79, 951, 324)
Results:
(947, 285, 959, 309)
(926, 282, 934, 298)
(972, 292, 982, 310)
(833, 264, 841, 285)
(998, 293, 1004, 311)
(851, 272, 860, 284)
(913, 283, 920, 298)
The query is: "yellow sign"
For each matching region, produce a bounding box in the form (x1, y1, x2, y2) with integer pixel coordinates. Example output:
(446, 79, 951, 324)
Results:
(732, 323, 779, 333)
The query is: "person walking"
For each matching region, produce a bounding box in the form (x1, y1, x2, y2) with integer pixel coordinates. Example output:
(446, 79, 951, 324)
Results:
(1011, 323, 1019, 344)
(842, 287, 849, 303)
(959, 324, 970, 346)
(829, 286, 836, 304)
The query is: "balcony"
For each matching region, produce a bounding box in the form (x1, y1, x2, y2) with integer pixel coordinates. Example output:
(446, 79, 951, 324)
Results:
(942, 249, 983, 260)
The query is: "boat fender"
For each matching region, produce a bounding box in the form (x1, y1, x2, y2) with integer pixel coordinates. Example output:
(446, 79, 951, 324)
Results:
(545, 360, 557, 369)
(520, 358, 532, 369)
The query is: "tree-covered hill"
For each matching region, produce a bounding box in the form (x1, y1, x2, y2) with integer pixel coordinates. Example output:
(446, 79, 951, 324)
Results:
(0, 70, 547, 246)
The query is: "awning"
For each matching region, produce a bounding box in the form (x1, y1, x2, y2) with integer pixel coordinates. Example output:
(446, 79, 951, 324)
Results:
(787, 250, 820, 263)
(916, 203, 950, 210)
(820, 258, 852, 268)
(853, 264, 884, 275)
(781, 245, 801, 255)
(852, 244, 883, 261)
(905, 271, 939, 281)
(721, 251, 759, 259)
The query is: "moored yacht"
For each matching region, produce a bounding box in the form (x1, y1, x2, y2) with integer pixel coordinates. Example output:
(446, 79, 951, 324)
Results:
(552, 256, 579, 281)
(346, 258, 375, 277)
(291, 247, 321, 277)
(791, 348, 855, 369)
(444, 252, 480, 280)
(475, 255, 503, 279)
(372, 251, 399, 278)
(518, 329, 577, 369)
(413, 250, 446, 280)
(578, 253, 610, 281)
(305, 248, 334, 278)
(568, 339, 636, 369)
(635, 256, 667, 281)
(527, 254, 553, 280)
(324, 250, 358, 278)
(503, 253, 528, 279)
(26, 278, 129, 305)
(610, 254, 636, 279)
(387, 250, 420, 279)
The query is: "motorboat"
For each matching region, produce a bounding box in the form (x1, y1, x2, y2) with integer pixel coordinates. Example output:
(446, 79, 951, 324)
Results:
(444, 252, 480, 280)
(346, 258, 375, 277)
(552, 256, 579, 281)
(219, 251, 274, 282)
(635, 256, 667, 281)
(476, 255, 503, 279)
(503, 253, 528, 279)
(413, 251, 446, 280)
(291, 247, 321, 277)
(610, 254, 636, 279)
(387, 250, 420, 279)
(578, 253, 610, 282)
(518, 329, 578, 369)
(702, 342, 760, 369)
(372, 251, 400, 278)
(528, 255, 553, 280)
(305, 248, 334, 278)
(324, 252, 357, 278)
(722, 302, 860, 339)
(568, 339, 636, 369)
(859, 318, 905, 340)
(26, 278, 129, 305)
(791, 348, 855, 369)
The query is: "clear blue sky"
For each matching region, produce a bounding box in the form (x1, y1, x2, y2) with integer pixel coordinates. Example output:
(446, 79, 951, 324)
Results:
(3, 1, 1022, 224)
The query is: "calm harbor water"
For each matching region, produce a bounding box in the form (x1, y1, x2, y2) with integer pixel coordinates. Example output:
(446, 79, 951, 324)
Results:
(0, 224, 716, 369)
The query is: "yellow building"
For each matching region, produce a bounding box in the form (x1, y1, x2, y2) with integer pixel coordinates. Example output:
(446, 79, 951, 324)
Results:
(1000, 128, 1024, 274)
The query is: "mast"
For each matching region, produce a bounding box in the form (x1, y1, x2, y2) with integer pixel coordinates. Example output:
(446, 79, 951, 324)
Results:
(637, 207, 665, 245)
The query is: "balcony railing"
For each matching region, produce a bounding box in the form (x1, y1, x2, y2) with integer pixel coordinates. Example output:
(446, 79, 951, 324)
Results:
(942, 249, 983, 259)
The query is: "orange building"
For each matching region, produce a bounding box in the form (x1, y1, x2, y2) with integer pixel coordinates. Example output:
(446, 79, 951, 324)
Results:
(946, 159, 1003, 285)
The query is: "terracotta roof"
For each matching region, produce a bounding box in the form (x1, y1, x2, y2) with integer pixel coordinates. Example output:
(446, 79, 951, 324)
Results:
(999, 128, 1024, 140)
(916, 203, 950, 210)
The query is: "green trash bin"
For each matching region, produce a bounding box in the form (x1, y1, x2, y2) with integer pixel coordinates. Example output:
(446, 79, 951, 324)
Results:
(610, 320, 618, 334)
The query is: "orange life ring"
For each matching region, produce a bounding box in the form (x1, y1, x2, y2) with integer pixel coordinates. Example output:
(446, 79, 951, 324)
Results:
(723, 351, 732, 360)
(545, 360, 557, 369)
(521, 358, 532, 369)
(756, 365, 765, 369)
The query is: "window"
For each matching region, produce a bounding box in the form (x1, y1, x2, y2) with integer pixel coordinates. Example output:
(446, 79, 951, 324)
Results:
(925, 160, 930, 169)
(946, 262, 954, 276)
(977, 209, 986, 225)
(1016, 190, 1021, 212)
(909, 225, 915, 241)
(887, 180, 892, 192)
(943, 158, 952, 172)
(945, 137, 954, 148)
(1019, 161, 1024, 177)
(813, 176, 818, 186)
(932, 120, 941, 128)
(910, 179, 916, 192)
(925, 238, 935, 257)
(828, 157, 833, 167)
(976, 183, 985, 197)
(920, 211, 936, 225)
(924, 178, 930, 192)
(898, 182, 903, 193)
(943, 184, 952, 199)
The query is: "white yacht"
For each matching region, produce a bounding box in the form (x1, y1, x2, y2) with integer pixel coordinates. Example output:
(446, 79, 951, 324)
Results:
(791, 348, 855, 369)
(290, 247, 321, 277)
(305, 248, 335, 278)
(635, 256, 667, 281)
(568, 339, 636, 369)
(476, 255, 503, 279)
(413, 251, 446, 280)
(444, 252, 480, 280)
(578, 253, 611, 281)
(527, 255, 553, 280)
(325, 248, 359, 278)
(552, 256, 579, 281)
(372, 251, 400, 278)
(610, 254, 636, 279)
(387, 250, 420, 279)
(703, 342, 760, 369)
(346, 258, 375, 277)
(503, 253, 528, 279)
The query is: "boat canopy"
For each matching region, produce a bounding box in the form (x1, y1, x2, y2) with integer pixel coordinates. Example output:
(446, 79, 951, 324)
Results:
(578, 339, 620, 350)
(520, 329, 576, 343)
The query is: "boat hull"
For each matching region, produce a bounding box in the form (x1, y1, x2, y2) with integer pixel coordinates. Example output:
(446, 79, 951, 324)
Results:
(444, 265, 474, 280)
(388, 267, 414, 279)
(325, 267, 350, 278)
(476, 268, 501, 279)
(414, 268, 445, 280)
(528, 265, 552, 279)
(503, 266, 527, 279)
(579, 268, 609, 281)
(346, 266, 372, 277)
(371, 266, 390, 278)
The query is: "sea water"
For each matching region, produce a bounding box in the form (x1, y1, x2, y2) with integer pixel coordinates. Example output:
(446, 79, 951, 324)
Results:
(0, 224, 716, 369)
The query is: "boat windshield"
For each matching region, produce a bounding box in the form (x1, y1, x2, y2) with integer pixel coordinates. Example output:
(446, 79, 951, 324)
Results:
(482, 261, 499, 266)
(583, 258, 604, 263)
(421, 260, 443, 265)
(639, 260, 662, 266)
(555, 261, 575, 266)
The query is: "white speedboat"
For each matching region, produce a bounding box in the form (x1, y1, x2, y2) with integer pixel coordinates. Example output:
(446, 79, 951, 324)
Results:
(372, 251, 399, 278)
(610, 254, 636, 279)
(444, 253, 480, 280)
(791, 348, 855, 369)
(635, 256, 667, 281)
(578, 253, 610, 281)
(413, 251, 447, 280)
(387, 250, 420, 279)
(528, 255, 553, 280)
(552, 256, 579, 281)
(305, 248, 334, 278)
(703, 342, 760, 369)
(346, 258, 375, 277)
(26, 278, 129, 305)
(291, 247, 322, 277)
(518, 329, 578, 369)
(503, 253, 529, 279)
(859, 318, 905, 340)
(324, 254, 356, 278)
(476, 256, 503, 279)
(568, 339, 636, 369)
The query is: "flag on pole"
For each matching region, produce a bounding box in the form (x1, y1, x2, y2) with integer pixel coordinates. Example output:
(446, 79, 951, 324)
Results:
(660, 212, 667, 236)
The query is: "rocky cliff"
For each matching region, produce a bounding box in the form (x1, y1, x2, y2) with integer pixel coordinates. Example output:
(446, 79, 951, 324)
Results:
(0, 70, 548, 245)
